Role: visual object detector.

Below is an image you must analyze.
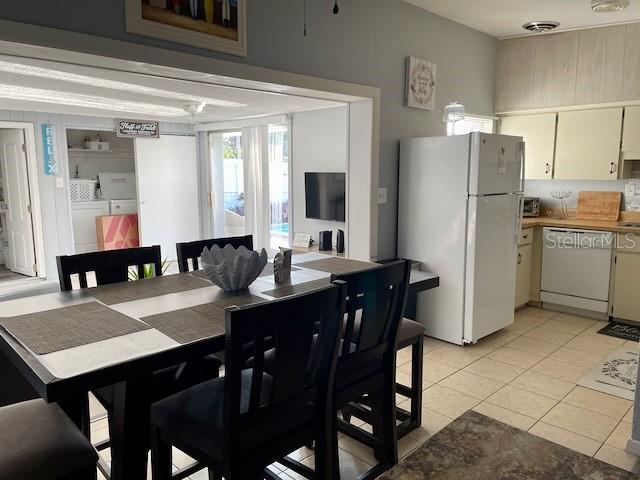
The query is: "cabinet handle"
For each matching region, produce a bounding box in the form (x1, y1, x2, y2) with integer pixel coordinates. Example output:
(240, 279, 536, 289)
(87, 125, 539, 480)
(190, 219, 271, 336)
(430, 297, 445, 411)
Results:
(609, 162, 617, 175)
(545, 163, 550, 175)
(517, 253, 522, 265)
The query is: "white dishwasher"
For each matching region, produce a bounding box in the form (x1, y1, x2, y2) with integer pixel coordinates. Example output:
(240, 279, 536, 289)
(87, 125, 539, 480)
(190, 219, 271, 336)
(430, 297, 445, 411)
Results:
(540, 227, 614, 313)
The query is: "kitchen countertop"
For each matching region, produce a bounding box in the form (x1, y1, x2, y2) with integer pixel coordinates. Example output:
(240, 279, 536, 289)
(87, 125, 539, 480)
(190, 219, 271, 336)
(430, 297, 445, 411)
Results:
(522, 215, 640, 234)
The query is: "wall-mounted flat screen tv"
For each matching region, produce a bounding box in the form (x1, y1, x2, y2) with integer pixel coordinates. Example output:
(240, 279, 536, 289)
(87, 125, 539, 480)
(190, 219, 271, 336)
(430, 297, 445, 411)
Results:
(305, 172, 346, 222)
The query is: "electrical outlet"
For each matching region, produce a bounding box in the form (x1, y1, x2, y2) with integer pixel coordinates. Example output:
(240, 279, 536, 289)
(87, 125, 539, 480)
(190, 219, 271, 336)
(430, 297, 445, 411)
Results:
(626, 183, 636, 197)
(55, 176, 65, 189)
(378, 187, 388, 204)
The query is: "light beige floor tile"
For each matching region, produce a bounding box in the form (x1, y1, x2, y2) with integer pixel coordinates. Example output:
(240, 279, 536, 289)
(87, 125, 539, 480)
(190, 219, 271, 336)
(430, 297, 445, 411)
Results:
(605, 421, 633, 450)
(396, 346, 413, 367)
(422, 384, 479, 419)
(518, 307, 560, 319)
(473, 402, 536, 431)
(523, 326, 575, 346)
(555, 312, 600, 326)
(624, 340, 640, 349)
(90, 417, 110, 445)
(547, 347, 607, 368)
(481, 329, 523, 347)
(398, 435, 422, 459)
(530, 357, 591, 383)
(513, 312, 550, 329)
(575, 329, 626, 347)
(623, 406, 635, 424)
(542, 402, 619, 442)
(439, 370, 504, 400)
(172, 447, 196, 469)
(424, 345, 485, 369)
(463, 357, 525, 383)
(594, 445, 640, 474)
(505, 336, 559, 356)
(419, 358, 460, 383)
(290, 447, 373, 480)
(89, 392, 108, 421)
(510, 371, 575, 401)
(486, 346, 545, 369)
(337, 436, 377, 466)
(543, 318, 596, 336)
(407, 408, 452, 443)
(424, 336, 448, 353)
(563, 386, 633, 420)
(486, 385, 557, 419)
(564, 337, 620, 357)
(529, 422, 602, 456)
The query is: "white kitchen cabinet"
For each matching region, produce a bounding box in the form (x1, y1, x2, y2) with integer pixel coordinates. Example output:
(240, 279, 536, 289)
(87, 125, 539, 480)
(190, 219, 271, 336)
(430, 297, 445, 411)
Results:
(622, 106, 640, 154)
(515, 228, 533, 309)
(554, 108, 623, 180)
(612, 233, 640, 321)
(500, 113, 556, 180)
(71, 200, 109, 254)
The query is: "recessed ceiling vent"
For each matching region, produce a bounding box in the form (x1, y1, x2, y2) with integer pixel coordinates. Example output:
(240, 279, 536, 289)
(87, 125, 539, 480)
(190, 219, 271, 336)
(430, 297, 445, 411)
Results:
(522, 21, 560, 33)
(591, 0, 630, 12)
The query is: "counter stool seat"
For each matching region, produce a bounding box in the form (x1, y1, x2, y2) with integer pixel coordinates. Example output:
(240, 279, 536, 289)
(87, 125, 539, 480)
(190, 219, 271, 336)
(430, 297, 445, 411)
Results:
(0, 399, 97, 480)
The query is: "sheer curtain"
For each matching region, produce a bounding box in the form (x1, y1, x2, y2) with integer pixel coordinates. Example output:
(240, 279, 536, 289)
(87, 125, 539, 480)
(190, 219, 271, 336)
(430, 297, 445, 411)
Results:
(242, 126, 271, 250)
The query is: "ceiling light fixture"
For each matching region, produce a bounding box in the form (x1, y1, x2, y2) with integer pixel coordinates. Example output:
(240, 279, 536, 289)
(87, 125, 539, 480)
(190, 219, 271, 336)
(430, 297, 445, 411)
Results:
(0, 84, 188, 117)
(0, 60, 246, 108)
(591, 0, 630, 12)
(183, 102, 206, 116)
(522, 21, 560, 33)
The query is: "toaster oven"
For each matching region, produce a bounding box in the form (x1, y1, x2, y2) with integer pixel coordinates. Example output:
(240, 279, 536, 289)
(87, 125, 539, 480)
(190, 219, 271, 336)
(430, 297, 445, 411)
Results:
(523, 197, 540, 217)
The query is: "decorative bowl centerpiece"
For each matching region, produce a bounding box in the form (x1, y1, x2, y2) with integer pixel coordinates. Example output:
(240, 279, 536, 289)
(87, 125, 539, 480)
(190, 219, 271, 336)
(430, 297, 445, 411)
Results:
(201, 244, 268, 292)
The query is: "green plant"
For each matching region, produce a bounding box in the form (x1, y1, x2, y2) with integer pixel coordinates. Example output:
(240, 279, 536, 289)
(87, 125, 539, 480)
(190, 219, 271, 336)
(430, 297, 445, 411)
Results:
(128, 258, 171, 281)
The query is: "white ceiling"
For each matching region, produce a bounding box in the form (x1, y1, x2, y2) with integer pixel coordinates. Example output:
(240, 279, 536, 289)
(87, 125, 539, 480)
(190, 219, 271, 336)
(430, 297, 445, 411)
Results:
(0, 55, 345, 123)
(404, 0, 640, 38)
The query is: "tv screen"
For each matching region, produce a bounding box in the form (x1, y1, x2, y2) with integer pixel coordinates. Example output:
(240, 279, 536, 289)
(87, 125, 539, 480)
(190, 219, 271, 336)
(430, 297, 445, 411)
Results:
(305, 172, 346, 222)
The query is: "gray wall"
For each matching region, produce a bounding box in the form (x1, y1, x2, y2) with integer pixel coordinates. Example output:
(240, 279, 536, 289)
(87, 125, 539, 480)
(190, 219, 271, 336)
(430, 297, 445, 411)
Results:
(0, 0, 497, 259)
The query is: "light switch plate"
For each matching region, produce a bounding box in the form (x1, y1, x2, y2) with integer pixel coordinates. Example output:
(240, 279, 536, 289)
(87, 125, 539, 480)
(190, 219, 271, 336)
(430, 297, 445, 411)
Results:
(378, 187, 388, 204)
(55, 176, 65, 189)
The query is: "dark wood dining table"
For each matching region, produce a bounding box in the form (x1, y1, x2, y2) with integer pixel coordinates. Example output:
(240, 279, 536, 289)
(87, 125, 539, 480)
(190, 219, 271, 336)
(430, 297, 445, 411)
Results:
(0, 252, 438, 480)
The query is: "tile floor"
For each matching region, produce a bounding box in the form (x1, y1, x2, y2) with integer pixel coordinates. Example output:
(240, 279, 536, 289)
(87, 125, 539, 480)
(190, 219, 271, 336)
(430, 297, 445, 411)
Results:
(90, 306, 640, 478)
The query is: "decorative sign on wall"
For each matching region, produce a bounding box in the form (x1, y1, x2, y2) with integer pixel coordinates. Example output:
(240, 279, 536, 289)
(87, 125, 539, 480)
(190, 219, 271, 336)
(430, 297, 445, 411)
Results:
(41, 124, 58, 176)
(405, 56, 437, 111)
(117, 120, 160, 138)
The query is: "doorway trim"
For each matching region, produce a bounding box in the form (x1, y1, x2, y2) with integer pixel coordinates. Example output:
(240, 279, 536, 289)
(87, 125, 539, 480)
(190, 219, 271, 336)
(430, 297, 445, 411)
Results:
(0, 121, 46, 278)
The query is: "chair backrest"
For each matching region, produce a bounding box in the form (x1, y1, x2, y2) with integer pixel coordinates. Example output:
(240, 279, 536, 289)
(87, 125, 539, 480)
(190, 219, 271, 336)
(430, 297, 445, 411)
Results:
(56, 246, 163, 291)
(222, 281, 346, 456)
(176, 235, 254, 273)
(331, 260, 411, 371)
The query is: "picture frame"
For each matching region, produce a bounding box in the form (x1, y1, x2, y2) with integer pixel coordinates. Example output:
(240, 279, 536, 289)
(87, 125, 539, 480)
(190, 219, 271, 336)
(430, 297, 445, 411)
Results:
(405, 56, 437, 111)
(125, 0, 247, 57)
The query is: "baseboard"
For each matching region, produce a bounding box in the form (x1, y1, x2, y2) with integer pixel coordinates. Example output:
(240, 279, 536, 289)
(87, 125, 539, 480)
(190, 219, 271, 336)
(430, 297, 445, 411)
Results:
(626, 438, 640, 456)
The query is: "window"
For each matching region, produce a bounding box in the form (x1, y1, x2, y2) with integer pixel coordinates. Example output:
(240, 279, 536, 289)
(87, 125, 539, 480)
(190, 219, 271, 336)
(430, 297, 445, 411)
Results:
(446, 115, 495, 136)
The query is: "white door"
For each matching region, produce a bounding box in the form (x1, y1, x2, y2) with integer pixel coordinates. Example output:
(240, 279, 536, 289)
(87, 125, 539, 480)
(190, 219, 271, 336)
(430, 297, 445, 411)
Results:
(469, 133, 524, 195)
(464, 194, 520, 342)
(135, 135, 200, 261)
(0, 129, 36, 276)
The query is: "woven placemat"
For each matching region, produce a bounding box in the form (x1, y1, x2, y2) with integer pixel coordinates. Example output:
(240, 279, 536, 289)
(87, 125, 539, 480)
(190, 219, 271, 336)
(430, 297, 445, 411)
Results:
(0, 302, 150, 355)
(261, 278, 330, 299)
(141, 293, 265, 344)
(296, 257, 377, 275)
(88, 274, 211, 305)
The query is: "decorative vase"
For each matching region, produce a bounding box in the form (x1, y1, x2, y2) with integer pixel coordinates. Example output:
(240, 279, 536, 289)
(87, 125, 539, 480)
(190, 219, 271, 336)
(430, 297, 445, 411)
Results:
(273, 248, 293, 284)
(201, 244, 268, 292)
(204, 0, 214, 23)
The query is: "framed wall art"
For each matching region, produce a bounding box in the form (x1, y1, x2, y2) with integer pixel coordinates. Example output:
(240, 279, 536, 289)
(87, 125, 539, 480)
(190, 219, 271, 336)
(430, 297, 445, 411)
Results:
(405, 56, 436, 111)
(125, 0, 247, 57)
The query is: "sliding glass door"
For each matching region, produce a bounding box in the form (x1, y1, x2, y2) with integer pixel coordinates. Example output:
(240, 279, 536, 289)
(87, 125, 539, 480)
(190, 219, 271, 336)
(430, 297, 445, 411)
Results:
(210, 122, 290, 252)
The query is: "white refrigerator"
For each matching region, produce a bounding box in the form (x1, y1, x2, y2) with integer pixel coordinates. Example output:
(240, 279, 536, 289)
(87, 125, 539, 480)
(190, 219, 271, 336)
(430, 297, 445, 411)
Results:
(398, 133, 525, 345)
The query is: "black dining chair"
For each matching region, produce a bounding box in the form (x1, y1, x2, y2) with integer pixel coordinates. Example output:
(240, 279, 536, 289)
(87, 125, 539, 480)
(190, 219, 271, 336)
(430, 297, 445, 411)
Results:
(149, 281, 347, 480)
(176, 235, 254, 273)
(0, 399, 98, 480)
(56, 247, 222, 458)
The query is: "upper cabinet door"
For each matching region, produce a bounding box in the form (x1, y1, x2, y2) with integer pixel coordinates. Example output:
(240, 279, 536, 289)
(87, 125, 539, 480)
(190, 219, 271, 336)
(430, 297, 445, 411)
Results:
(499, 113, 556, 180)
(495, 38, 536, 112)
(622, 105, 640, 153)
(575, 26, 625, 104)
(533, 32, 579, 108)
(555, 108, 623, 180)
(623, 23, 640, 101)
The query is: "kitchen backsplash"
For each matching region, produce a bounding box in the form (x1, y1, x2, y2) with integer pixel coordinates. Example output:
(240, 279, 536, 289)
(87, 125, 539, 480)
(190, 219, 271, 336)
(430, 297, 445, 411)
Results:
(525, 178, 640, 212)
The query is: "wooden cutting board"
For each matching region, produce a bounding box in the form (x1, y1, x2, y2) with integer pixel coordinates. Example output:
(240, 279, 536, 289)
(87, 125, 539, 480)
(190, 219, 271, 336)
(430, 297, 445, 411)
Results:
(576, 191, 622, 221)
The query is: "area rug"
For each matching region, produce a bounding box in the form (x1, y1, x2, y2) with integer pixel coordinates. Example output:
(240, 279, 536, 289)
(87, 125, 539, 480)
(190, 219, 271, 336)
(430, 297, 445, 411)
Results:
(598, 321, 640, 342)
(577, 347, 638, 401)
(377, 411, 637, 479)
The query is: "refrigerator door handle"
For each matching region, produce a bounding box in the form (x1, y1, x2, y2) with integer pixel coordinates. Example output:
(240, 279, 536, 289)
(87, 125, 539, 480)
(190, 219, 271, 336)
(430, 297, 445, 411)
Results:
(515, 194, 524, 245)
(518, 141, 526, 193)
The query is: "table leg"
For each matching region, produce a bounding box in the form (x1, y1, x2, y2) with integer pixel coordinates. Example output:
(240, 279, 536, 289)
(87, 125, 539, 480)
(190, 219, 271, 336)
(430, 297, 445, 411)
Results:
(110, 375, 153, 480)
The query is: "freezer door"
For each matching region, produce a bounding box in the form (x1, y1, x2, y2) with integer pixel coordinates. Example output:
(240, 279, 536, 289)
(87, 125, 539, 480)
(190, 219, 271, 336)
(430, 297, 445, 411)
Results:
(464, 194, 520, 343)
(469, 133, 524, 195)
